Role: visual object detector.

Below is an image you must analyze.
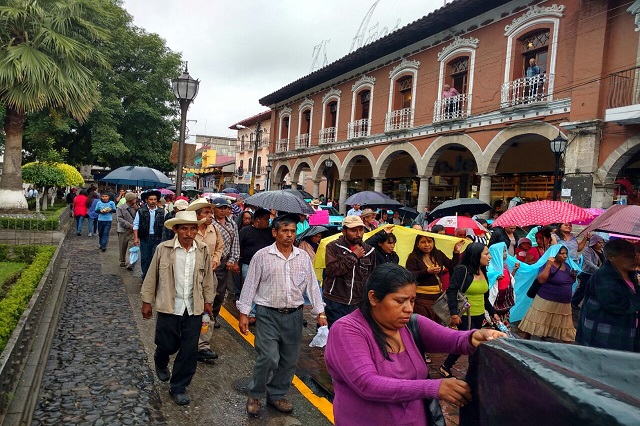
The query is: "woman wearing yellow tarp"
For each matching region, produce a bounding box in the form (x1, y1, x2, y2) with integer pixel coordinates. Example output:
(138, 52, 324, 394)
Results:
(315, 226, 470, 278)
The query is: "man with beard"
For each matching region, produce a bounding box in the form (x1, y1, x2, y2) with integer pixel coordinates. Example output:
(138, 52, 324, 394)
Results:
(238, 214, 327, 416)
(187, 198, 224, 362)
(133, 190, 166, 279)
(323, 216, 377, 327)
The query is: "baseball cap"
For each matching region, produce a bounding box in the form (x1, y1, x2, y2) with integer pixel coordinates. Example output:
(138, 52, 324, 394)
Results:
(342, 215, 365, 228)
(211, 197, 231, 207)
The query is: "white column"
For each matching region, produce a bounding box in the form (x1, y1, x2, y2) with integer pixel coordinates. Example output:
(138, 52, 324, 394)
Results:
(478, 174, 492, 217)
(373, 178, 383, 193)
(312, 180, 320, 198)
(339, 179, 348, 215)
(417, 177, 430, 212)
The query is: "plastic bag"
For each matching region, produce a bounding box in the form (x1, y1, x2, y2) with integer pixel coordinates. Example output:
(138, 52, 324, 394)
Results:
(309, 326, 329, 348)
(129, 246, 140, 265)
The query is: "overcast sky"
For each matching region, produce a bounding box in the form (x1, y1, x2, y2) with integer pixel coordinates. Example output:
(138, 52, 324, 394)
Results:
(121, 0, 446, 140)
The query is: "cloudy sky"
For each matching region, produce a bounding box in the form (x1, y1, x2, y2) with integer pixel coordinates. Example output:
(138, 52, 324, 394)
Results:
(121, 0, 446, 140)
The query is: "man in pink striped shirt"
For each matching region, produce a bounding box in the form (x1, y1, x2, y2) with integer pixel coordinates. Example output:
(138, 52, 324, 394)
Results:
(237, 213, 327, 416)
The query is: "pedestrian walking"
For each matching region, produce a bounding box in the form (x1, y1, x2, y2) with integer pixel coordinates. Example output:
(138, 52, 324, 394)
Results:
(162, 199, 189, 241)
(141, 210, 215, 406)
(73, 190, 89, 236)
(133, 190, 165, 280)
(95, 191, 116, 252)
(210, 197, 240, 326)
(186, 198, 224, 362)
(88, 195, 99, 237)
(237, 213, 327, 416)
(324, 216, 377, 327)
(116, 192, 138, 268)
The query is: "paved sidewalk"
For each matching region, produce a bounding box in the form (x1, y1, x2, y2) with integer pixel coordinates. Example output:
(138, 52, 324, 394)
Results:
(31, 233, 165, 425)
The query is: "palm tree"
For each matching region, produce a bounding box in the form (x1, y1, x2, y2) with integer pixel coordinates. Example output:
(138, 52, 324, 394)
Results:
(0, 0, 111, 211)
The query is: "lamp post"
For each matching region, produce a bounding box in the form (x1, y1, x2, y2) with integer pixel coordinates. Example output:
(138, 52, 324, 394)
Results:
(549, 132, 567, 201)
(171, 63, 200, 195)
(266, 163, 272, 191)
(237, 122, 262, 195)
(324, 158, 334, 201)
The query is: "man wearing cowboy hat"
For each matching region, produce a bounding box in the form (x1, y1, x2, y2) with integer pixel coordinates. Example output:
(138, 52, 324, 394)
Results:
(310, 198, 322, 211)
(116, 192, 139, 268)
(186, 198, 224, 362)
(360, 208, 377, 232)
(162, 199, 189, 241)
(133, 190, 166, 279)
(141, 210, 215, 406)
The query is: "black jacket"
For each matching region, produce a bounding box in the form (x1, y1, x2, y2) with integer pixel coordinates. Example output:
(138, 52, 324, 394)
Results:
(137, 206, 165, 240)
(447, 264, 495, 317)
(365, 232, 399, 265)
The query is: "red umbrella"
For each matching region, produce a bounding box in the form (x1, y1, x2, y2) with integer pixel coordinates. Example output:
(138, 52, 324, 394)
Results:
(428, 216, 488, 235)
(580, 204, 640, 238)
(492, 200, 592, 227)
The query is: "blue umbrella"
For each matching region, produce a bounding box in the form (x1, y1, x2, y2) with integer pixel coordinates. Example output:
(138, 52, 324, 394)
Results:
(102, 166, 172, 188)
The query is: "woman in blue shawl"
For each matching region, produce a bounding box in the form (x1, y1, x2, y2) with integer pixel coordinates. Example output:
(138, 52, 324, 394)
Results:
(487, 242, 519, 319)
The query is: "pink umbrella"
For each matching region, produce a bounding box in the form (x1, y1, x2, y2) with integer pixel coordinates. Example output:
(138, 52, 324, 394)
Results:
(492, 200, 592, 227)
(572, 208, 605, 225)
(428, 216, 487, 235)
(159, 188, 174, 195)
(580, 205, 640, 238)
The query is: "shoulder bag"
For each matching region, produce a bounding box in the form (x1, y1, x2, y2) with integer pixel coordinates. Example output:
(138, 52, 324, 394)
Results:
(526, 266, 559, 298)
(407, 314, 446, 426)
(432, 266, 470, 325)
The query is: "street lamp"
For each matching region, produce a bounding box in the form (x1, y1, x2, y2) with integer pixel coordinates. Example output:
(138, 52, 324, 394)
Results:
(266, 163, 272, 191)
(236, 122, 262, 195)
(549, 132, 567, 201)
(171, 63, 199, 195)
(324, 158, 334, 201)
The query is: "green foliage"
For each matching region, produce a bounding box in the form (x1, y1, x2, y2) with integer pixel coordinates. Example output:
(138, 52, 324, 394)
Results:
(0, 262, 27, 286)
(0, 209, 62, 231)
(0, 246, 55, 353)
(0, 245, 39, 263)
(21, 162, 67, 188)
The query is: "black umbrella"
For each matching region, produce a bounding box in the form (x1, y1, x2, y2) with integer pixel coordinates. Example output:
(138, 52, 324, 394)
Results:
(428, 198, 491, 220)
(101, 166, 172, 188)
(397, 206, 419, 219)
(344, 191, 402, 208)
(283, 188, 314, 201)
(244, 190, 315, 214)
(296, 226, 328, 244)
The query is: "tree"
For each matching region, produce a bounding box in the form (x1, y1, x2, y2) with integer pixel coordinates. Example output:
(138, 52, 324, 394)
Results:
(22, 161, 84, 211)
(0, 0, 114, 211)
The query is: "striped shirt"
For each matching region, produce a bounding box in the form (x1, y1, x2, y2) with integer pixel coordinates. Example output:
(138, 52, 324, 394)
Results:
(237, 243, 324, 316)
(212, 216, 240, 264)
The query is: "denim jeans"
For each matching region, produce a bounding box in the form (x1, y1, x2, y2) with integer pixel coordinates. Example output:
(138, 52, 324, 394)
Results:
(140, 237, 161, 279)
(75, 216, 85, 235)
(98, 220, 112, 249)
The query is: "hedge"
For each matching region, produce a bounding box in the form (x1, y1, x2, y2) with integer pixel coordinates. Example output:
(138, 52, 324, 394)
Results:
(0, 246, 56, 353)
(0, 208, 65, 231)
(0, 245, 39, 263)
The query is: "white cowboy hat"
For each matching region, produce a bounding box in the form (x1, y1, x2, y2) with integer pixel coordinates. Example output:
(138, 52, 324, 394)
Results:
(186, 197, 211, 212)
(164, 210, 205, 229)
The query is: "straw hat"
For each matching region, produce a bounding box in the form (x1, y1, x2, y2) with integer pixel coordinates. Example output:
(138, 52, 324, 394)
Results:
(361, 208, 376, 218)
(186, 197, 211, 211)
(164, 210, 205, 229)
(173, 199, 189, 211)
(310, 198, 321, 206)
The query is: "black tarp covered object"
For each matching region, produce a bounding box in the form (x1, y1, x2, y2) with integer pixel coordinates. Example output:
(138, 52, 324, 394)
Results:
(460, 339, 640, 426)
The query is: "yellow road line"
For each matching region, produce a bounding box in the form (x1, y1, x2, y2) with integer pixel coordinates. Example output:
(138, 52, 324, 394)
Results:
(218, 307, 335, 424)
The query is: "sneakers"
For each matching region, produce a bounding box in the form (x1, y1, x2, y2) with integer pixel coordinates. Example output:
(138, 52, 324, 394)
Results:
(246, 397, 262, 416)
(267, 398, 294, 413)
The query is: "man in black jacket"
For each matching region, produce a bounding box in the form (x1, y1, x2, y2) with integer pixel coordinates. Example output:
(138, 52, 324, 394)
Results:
(133, 190, 165, 279)
(323, 216, 376, 327)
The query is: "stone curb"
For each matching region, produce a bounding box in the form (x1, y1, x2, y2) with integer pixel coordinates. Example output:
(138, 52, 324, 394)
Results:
(0, 237, 67, 425)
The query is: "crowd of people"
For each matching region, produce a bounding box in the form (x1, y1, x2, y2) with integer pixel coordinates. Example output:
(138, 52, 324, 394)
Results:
(64, 185, 640, 421)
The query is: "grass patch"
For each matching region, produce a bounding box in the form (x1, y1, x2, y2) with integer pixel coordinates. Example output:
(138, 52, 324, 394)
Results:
(0, 262, 27, 299)
(0, 246, 56, 353)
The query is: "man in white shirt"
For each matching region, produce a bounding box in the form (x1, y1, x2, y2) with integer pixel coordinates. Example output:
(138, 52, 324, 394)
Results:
(346, 203, 362, 216)
(238, 213, 327, 416)
(141, 211, 215, 406)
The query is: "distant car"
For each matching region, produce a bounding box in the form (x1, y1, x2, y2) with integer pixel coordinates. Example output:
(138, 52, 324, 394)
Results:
(320, 205, 343, 234)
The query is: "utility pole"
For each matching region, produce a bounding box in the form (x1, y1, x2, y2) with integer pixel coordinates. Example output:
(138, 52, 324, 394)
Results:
(249, 121, 261, 195)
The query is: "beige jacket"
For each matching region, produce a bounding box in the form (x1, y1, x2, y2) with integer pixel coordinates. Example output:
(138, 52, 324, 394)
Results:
(195, 224, 224, 269)
(141, 238, 216, 315)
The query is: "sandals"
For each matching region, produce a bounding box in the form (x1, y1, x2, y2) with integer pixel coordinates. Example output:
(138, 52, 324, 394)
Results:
(438, 365, 453, 378)
(424, 354, 432, 364)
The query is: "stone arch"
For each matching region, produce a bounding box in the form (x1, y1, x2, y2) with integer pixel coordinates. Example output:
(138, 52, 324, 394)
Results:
(272, 162, 291, 188)
(341, 148, 377, 180)
(376, 143, 422, 176)
(596, 134, 640, 185)
(290, 158, 314, 184)
(483, 122, 564, 174)
(422, 134, 483, 175)
(312, 153, 342, 180)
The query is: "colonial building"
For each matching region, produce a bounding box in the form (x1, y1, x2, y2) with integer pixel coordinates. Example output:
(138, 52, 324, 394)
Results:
(230, 110, 273, 192)
(259, 0, 640, 214)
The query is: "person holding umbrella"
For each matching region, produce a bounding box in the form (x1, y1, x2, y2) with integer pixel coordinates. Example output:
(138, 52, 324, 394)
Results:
(133, 190, 165, 280)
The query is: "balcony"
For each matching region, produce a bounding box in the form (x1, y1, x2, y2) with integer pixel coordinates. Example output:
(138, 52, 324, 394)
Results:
(319, 127, 337, 144)
(433, 94, 471, 123)
(605, 66, 640, 125)
(275, 138, 289, 153)
(259, 134, 270, 147)
(294, 133, 311, 149)
(347, 118, 371, 139)
(385, 107, 414, 132)
(501, 73, 554, 108)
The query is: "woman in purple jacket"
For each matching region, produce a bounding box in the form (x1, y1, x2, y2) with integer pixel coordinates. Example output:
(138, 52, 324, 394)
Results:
(325, 263, 505, 426)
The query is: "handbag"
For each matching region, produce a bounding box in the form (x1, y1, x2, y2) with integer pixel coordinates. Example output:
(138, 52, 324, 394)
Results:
(432, 266, 470, 325)
(526, 267, 559, 298)
(407, 314, 446, 426)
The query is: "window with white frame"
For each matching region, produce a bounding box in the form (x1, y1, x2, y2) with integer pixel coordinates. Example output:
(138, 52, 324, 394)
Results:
(320, 88, 341, 144)
(349, 75, 375, 139)
(435, 37, 478, 122)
